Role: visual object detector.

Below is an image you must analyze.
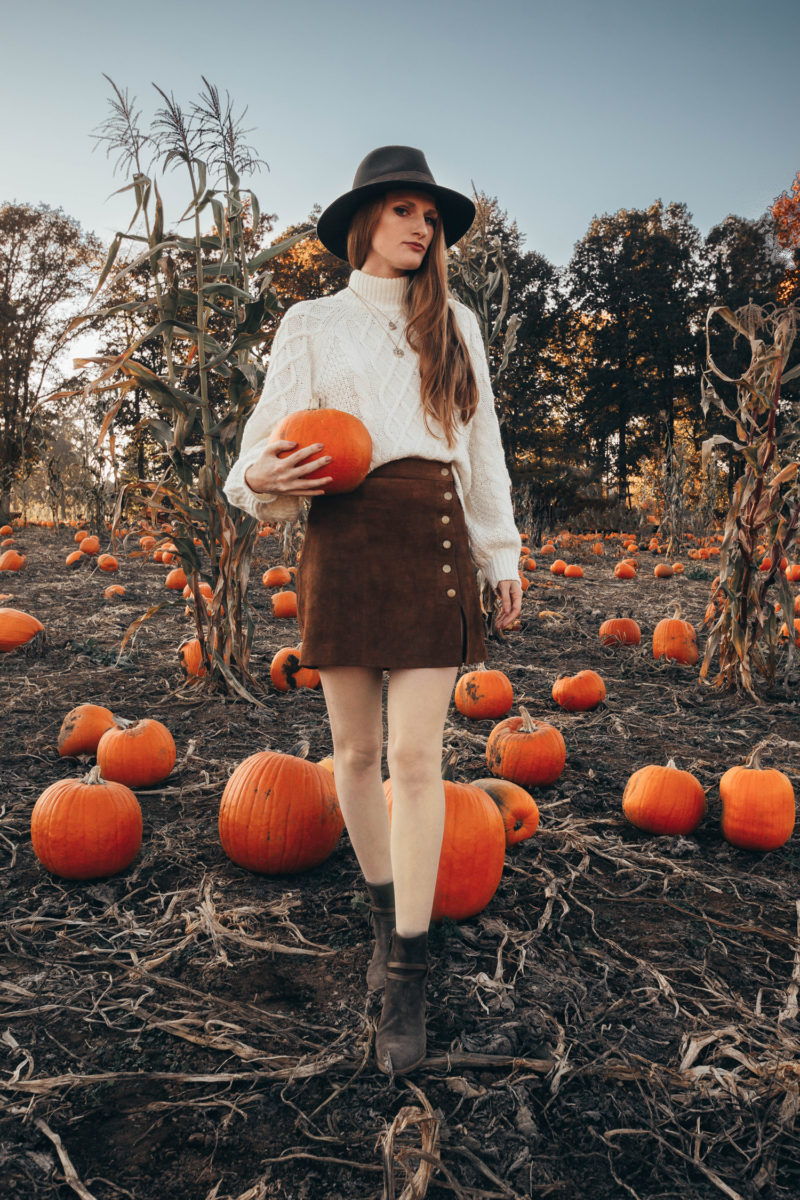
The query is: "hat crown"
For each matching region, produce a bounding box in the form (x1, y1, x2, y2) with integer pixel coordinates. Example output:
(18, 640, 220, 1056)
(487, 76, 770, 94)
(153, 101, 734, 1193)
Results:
(352, 145, 436, 191)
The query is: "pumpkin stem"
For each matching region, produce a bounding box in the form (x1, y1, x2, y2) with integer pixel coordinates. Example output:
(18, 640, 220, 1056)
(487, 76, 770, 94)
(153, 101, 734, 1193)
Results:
(83, 763, 105, 786)
(744, 743, 766, 771)
(518, 705, 538, 734)
(672, 601, 683, 620)
(665, 757, 678, 770)
(441, 745, 459, 781)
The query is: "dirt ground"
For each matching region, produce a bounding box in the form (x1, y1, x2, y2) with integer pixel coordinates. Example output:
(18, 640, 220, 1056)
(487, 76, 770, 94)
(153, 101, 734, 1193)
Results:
(1, 525, 799, 1200)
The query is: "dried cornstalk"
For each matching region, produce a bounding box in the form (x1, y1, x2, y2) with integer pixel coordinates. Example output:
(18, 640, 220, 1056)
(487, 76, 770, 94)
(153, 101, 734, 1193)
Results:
(699, 301, 800, 699)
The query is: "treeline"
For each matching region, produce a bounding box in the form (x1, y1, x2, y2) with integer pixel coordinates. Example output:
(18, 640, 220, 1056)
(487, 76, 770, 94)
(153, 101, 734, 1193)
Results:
(1, 175, 799, 525)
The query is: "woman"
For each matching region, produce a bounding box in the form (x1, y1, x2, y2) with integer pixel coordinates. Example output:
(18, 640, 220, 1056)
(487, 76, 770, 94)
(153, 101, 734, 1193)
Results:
(224, 146, 522, 1076)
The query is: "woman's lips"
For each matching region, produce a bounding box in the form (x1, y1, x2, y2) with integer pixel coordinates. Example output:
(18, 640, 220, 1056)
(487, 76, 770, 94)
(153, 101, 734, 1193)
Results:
(406, 242, 424, 251)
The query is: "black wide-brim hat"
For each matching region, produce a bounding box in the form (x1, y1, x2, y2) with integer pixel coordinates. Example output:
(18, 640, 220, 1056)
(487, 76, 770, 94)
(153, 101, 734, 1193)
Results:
(316, 145, 476, 264)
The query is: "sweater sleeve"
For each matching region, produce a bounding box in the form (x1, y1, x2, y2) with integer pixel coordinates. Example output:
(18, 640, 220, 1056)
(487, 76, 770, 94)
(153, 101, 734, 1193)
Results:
(223, 304, 311, 523)
(460, 309, 522, 589)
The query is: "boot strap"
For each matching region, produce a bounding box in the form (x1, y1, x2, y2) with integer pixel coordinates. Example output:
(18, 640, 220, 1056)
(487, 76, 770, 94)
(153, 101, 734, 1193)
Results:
(369, 903, 395, 916)
(386, 961, 427, 974)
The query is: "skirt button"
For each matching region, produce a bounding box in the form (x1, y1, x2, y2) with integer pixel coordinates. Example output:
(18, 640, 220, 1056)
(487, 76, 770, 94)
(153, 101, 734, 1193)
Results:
(446, 588, 456, 597)
(441, 514, 450, 524)
(442, 564, 452, 573)
(442, 539, 452, 548)
(443, 491, 452, 500)
(440, 467, 449, 476)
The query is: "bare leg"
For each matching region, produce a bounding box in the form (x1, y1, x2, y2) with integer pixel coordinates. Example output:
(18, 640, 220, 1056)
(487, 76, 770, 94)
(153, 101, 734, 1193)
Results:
(317, 666, 391, 884)
(386, 665, 459, 936)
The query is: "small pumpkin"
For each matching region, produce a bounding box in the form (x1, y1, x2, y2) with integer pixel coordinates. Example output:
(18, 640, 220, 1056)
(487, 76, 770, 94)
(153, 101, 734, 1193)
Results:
(654, 563, 674, 579)
(66, 550, 84, 569)
(97, 718, 176, 788)
(563, 564, 583, 578)
(0, 549, 27, 572)
(31, 765, 142, 879)
(470, 777, 540, 846)
(79, 535, 100, 556)
(599, 617, 641, 646)
(454, 666, 513, 719)
(269, 644, 320, 691)
(103, 584, 126, 599)
(719, 746, 795, 851)
(486, 706, 566, 787)
(652, 602, 698, 666)
(219, 750, 343, 873)
(614, 561, 636, 580)
(57, 703, 118, 757)
(178, 636, 207, 678)
(549, 559, 567, 575)
(271, 590, 298, 618)
(165, 567, 188, 591)
(0, 607, 44, 652)
(552, 669, 606, 711)
(622, 759, 706, 835)
(262, 566, 292, 587)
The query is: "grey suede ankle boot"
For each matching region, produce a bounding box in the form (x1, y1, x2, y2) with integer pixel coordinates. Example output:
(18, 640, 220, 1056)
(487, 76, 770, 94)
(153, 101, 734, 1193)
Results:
(364, 880, 395, 992)
(375, 930, 428, 1075)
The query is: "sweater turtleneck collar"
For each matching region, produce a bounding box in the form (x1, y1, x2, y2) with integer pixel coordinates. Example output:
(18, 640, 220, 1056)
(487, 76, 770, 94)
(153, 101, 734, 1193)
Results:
(348, 268, 410, 311)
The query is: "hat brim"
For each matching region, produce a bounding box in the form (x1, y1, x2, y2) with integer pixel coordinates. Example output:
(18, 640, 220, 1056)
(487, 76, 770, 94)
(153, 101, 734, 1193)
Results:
(316, 180, 476, 263)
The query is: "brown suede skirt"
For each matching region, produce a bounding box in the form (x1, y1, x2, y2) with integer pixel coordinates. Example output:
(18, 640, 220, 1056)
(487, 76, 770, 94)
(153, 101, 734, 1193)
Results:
(295, 457, 488, 670)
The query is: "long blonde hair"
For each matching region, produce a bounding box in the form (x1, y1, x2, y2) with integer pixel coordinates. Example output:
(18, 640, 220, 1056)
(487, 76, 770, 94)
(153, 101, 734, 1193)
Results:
(346, 195, 479, 448)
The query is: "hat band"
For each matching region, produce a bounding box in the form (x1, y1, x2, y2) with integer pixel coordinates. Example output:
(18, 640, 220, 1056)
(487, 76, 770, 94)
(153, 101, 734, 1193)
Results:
(354, 170, 437, 189)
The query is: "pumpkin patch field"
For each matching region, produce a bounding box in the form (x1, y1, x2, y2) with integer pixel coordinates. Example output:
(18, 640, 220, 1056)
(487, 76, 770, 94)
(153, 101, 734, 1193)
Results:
(2, 523, 800, 1200)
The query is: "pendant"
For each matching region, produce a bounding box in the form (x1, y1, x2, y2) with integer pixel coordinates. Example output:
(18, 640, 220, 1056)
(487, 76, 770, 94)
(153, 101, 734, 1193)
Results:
(388, 321, 397, 330)
(394, 347, 404, 357)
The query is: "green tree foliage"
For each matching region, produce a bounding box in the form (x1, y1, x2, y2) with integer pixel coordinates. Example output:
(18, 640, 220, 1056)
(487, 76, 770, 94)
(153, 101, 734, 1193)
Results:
(0, 203, 104, 520)
(567, 200, 703, 501)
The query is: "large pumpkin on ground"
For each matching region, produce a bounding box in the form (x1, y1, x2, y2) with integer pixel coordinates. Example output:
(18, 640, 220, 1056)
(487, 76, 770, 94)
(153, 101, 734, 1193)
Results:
(383, 767, 506, 921)
(269, 408, 372, 493)
(31, 766, 142, 879)
(622, 759, 706, 835)
(219, 750, 343, 873)
(719, 747, 795, 851)
(652, 602, 698, 665)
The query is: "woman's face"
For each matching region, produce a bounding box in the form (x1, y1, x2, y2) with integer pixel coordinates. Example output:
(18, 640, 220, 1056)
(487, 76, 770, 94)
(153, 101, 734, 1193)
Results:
(360, 189, 439, 278)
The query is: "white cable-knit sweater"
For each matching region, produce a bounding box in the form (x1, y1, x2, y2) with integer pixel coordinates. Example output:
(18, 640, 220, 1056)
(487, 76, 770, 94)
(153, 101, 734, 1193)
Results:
(223, 268, 521, 589)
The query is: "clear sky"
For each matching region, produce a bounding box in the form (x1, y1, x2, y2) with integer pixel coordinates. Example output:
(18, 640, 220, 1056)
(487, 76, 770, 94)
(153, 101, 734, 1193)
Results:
(3, 0, 799, 274)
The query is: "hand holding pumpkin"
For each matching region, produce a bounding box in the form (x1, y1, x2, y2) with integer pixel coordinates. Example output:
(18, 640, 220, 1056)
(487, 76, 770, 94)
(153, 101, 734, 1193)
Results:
(244, 440, 334, 496)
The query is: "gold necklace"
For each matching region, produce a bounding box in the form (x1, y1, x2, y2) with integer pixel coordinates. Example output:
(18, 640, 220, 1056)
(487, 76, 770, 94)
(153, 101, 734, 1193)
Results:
(347, 285, 407, 357)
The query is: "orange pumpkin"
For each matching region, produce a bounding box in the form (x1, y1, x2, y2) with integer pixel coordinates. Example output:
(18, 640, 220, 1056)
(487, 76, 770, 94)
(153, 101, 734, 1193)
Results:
(219, 750, 343, 873)
(654, 563, 674, 579)
(470, 777, 540, 846)
(262, 566, 292, 587)
(269, 644, 320, 691)
(384, 769, 506, 921)
(614, 561, 636, 580)
(271, 590, 298, 618)
(165, 567, 188, 591)
(269, 408, 372, 493)
(0, 549, 27, 571)
(550, 559, 567, 575)
(103, 584, 126, 599)
(31, 765, 142, 880)
(599, 617, 641, 646)
(563, 564, 583, 578)
(66, 550, 84, 569)
(454, 667, 513, 719)
(79, 536, 100, 556)
(0, 608, 44, 652)
(97, 719, 176, 788)
(719, 747, 795, 851)
(552, 669, 606, 711)
(486, 706, 566, 787)
(652, 603, 698, 666)
(97, 553, 119, 572)
(57, 703, 118, 757)
(178, 636, 207, 678)
(622, 759, 706, 835)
